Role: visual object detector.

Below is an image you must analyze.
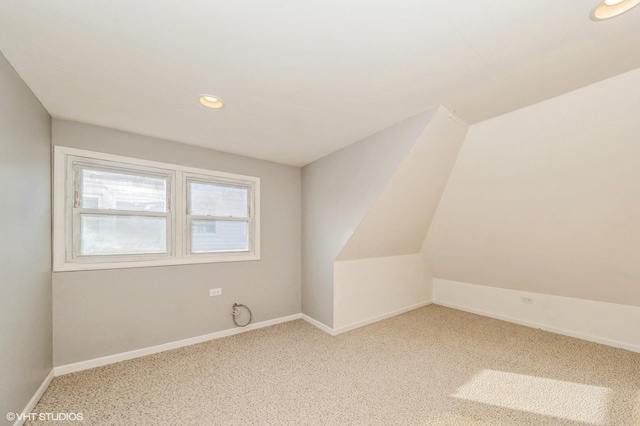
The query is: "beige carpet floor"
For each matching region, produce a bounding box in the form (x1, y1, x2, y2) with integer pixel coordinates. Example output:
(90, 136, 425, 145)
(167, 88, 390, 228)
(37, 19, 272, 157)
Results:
(28, 305, 640, 425)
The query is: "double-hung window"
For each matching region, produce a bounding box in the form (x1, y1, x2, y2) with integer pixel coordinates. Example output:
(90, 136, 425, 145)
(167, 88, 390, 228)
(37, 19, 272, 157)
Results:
(72, 161, 173, 261)
(54, 146, 260, 271)
(186, 177, 254, 255)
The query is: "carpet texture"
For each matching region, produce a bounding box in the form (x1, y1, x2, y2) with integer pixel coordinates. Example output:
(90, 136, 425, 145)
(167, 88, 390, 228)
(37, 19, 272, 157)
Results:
(28, 305, 640, 425)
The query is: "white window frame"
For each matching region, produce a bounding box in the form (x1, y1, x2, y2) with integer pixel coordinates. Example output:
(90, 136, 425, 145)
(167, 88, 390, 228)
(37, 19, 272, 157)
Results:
(68, 158, 175, 264)
(54, 146, 260, 272)
(184, 174, 256, 257)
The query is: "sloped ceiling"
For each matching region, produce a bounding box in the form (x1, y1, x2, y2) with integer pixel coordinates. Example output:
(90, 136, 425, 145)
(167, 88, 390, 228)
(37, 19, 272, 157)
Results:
(423, 68, 640, 307)
(337, 106, 467, 261)
(0, 1, 639, 165)
(302, 111, 435, 326)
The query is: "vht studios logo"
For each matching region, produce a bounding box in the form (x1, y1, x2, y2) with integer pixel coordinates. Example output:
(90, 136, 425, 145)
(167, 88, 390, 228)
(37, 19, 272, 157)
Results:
(6, 412, 83, 422)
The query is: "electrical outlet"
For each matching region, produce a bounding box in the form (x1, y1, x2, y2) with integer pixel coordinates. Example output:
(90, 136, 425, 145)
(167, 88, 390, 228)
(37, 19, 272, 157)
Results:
(520, 297, 534, 304)
(209, 288, 222, 297)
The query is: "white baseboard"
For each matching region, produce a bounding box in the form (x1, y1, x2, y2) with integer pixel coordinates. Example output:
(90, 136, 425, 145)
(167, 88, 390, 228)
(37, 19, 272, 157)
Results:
(302, 302, 433, 337)
(13, 369, 54, 426)
(333, 300, 432, 335)
(301, 314, 336, 336)
(433, 279, 640, 353)
(54, 313, 302, 376)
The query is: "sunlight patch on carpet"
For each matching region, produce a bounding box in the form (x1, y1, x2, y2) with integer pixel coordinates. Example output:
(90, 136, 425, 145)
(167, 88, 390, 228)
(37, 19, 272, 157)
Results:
(453, 369, 611, 425)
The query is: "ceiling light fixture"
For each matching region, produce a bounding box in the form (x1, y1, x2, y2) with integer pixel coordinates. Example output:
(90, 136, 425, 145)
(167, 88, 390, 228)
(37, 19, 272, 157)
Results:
(198, 95, 224, 109)
(591, 0, 640, 20)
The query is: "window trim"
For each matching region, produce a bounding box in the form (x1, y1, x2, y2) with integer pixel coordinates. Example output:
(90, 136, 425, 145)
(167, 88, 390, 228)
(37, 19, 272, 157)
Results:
(53, 146, 261, 272)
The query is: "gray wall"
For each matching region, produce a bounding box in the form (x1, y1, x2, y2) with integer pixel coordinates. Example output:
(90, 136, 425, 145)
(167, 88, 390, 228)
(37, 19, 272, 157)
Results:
(0, 52, 52, 423)
(52, 120, 301, 366)
(301, 110, 435, 327)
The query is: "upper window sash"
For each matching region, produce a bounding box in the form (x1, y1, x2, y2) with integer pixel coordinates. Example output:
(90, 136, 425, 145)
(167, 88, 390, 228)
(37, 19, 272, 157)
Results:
(185, 176, 252, 218)
(72, 161, 173, 214)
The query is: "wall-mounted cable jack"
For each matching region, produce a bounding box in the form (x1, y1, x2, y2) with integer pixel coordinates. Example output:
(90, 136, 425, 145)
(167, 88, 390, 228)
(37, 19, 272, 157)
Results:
(231, 302, 252, 327)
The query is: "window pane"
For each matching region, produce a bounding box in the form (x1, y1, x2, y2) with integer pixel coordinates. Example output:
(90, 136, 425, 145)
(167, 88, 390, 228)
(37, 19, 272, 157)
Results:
(80, 169, 167, 212)
(80, 215, 167, 255)
(189, 182, 247, 217)
(191, 220, 248, 253)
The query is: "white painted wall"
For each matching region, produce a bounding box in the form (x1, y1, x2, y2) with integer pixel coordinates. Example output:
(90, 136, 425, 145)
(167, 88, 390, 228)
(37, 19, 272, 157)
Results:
(302, 111, 436, 327)
(330, 106, 467, 331)
(334, 254, 432, 331)
(434, 279, 640, 353)
(338, 106, 468, 260)
(425, 67, 640, 307)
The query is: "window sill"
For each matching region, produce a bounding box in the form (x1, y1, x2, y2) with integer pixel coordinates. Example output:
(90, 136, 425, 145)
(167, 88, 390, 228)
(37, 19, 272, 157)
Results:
(53, 253, 260, 272)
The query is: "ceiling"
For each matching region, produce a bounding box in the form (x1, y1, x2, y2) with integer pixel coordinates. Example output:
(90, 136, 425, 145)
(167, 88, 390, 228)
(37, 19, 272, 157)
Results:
(0, 1, 639, 166)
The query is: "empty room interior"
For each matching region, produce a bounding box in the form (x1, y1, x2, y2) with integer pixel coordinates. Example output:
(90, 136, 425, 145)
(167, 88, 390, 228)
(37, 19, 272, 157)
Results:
(2, 0, 640, 425)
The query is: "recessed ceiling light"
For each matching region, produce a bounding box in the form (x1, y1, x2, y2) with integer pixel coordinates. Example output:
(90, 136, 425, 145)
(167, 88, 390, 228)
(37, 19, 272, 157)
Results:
(591, 0, 640, 20)
(198, 95, 224, 109)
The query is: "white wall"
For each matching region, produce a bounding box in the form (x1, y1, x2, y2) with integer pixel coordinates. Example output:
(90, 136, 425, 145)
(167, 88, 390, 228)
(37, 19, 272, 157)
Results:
(301, 111, 436, 327)
(331, 106, 467, 331)
(334, 254, 432, 331)
(425, 67, 640, 308)
(52, 119, 301, 366)
(434, 279, 640, 353)
(0, 52, 52, 425)
(338, 106, 468, 260)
